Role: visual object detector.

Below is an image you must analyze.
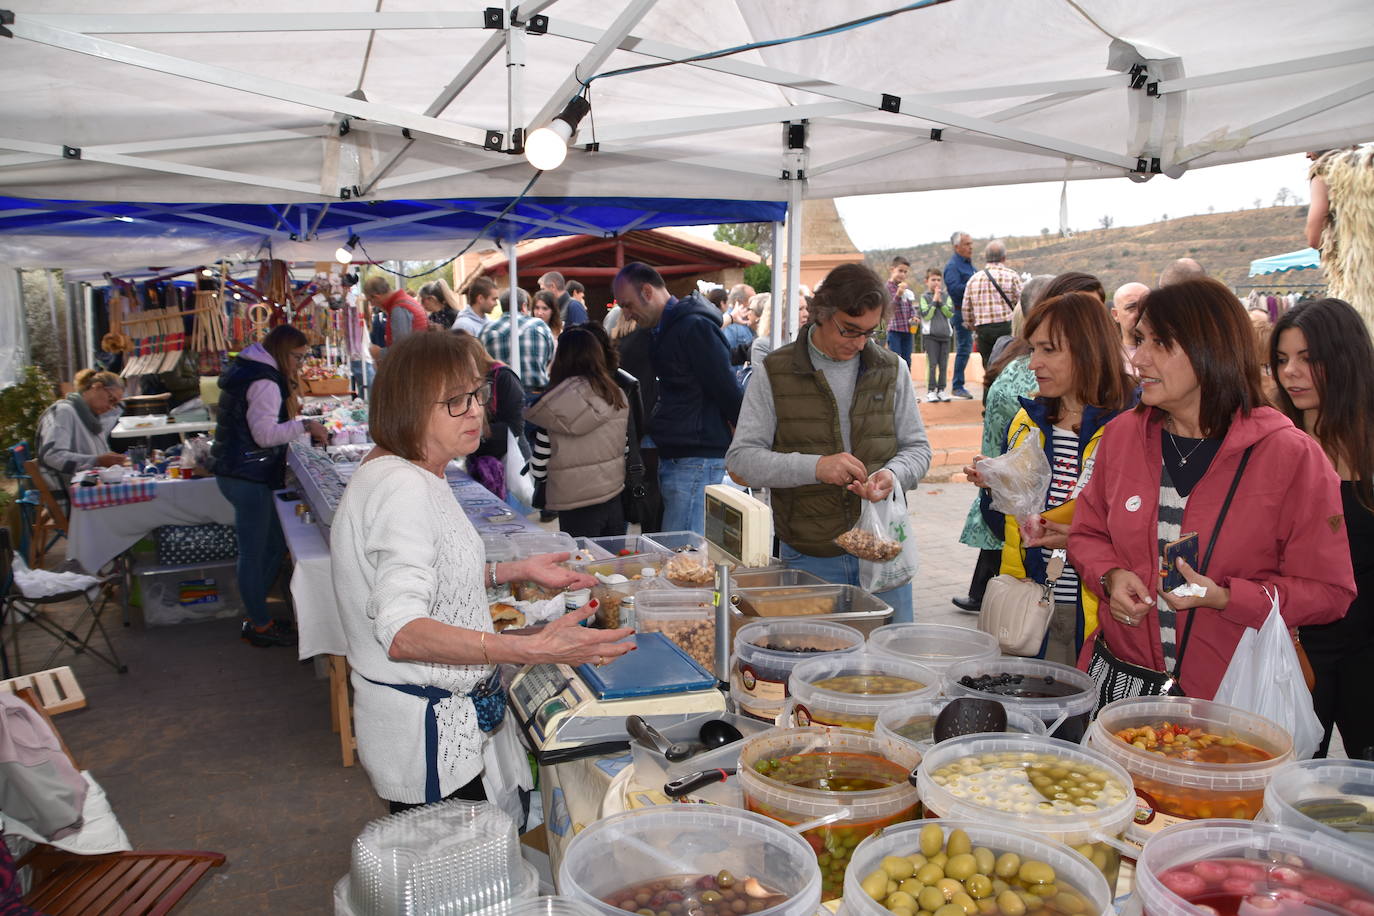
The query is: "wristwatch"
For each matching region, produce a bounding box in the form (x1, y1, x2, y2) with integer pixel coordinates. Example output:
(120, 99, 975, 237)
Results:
(1099, 569, 1116, 595)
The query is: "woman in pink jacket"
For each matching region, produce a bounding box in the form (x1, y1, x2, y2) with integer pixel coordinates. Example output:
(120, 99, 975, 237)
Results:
(1069, 278, 1355, 702)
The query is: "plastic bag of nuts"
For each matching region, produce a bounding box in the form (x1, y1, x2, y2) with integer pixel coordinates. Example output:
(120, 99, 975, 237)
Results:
(834, 527, 903, 562)
(834, 490, 917, 593)
(663, 552, 716, 587)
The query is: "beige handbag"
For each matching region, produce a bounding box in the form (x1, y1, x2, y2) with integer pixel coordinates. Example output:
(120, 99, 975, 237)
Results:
(978, 550, 1065, 656)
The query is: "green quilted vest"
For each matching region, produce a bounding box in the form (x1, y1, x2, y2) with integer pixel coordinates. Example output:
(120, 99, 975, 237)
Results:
(764, 329, 900, 557)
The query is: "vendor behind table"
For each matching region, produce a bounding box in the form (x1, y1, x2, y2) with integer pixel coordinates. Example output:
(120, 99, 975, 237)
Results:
(34, 368, 127, 495)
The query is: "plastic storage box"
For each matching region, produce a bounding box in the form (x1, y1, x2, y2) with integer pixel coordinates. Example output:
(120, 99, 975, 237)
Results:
(785, 653, 940, 730)
(866, 622, 1000, 673)
(843, 819, 1114, 916)
(574, 554, 672, 628)
(942, 656, 1097, 742)
(135, 559, 243, 626)
(1262, 758, 1374, 852)
(915, 733, 1136, 890)
(635, 587, 715, 671)
(558, 807, 822, 916)
(1086, 696, 1293, 847)
(730, 620, 865, 722)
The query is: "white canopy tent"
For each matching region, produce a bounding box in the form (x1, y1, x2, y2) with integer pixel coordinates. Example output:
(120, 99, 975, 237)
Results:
(1, 0, 1371, 376)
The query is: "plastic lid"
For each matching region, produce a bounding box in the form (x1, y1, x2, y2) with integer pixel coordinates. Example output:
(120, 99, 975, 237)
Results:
(875, 697, 1048, 756)
(787, 652, 940, 725)
(915, 733, 1137, 845)
(734, 620, 865, 660)
(572, 552, 670, 579)
(511, 531, 578, 558)
(866, 623, 1000, 671)
(1263, 758, 1374, 852)
(942, 656, 1096, 721)
(843, 819, 1114, 916)
(636, 587, 714, 618)
(1134, 819, 1374, 916)
(736, 726, 920, 820)
(481, 534, 517, 563)
(642, 530, 707, 553)
(1086, 696, 1294, 791)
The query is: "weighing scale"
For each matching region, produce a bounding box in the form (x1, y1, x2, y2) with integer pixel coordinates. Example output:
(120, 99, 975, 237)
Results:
(703, 485, 773, 568)
(509, 632, 726, 765)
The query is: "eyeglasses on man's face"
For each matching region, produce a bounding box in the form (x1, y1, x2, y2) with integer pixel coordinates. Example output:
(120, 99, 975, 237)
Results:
(437, 380, 493, 418)
(832, 316, 882, 340)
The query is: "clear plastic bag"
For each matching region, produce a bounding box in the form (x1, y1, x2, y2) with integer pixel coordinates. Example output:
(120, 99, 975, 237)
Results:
(979, 437, 1052, 520)
(835, 489, 917, 593)
(1213, 588, 1324, 760)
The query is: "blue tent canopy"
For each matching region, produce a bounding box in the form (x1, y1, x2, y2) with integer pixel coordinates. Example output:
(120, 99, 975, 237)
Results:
(1248, 247, 1320, 277)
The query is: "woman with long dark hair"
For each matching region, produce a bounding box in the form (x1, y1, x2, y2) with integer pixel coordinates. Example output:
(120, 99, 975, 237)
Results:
(965, 291, 1135, 662)
(1271, 298, 1374, 758)
(1070, 279, 1355, 702)
(525, 327, 630, 538)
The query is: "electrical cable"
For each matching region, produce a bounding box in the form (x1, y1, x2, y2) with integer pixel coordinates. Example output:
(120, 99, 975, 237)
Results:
(355, 169, 545, 280)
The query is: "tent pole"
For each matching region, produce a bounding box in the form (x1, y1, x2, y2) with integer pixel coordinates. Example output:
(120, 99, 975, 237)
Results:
(505, 0, 523, 386)
(507, 240, 521, 385)
(84, 283, 96, 369)
(770, 222, 784, 346)
(785, 185, 803, 348)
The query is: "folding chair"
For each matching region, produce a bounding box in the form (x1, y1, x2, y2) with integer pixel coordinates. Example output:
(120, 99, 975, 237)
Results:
(8, 684, 225, 915)
(3, 443, 41, 562)
(0, 529, 127, 676)
(20, 458, 68, 569)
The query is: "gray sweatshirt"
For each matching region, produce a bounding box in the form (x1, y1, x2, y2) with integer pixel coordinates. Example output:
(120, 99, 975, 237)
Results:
(726, 334, 932, 491)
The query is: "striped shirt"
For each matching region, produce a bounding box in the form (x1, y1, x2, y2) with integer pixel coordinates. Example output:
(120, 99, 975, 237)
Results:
(963, 264, 1023, 328)
(479, 315, 555, 390)
(1156, 466, 1188, 671)
(888, 280, 915, 333)
(1046, 425, 1081, 603)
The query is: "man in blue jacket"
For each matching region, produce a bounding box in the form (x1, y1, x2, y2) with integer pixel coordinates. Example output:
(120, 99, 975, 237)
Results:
(613, 262, 743, 535)
(942, 231, 976, 399)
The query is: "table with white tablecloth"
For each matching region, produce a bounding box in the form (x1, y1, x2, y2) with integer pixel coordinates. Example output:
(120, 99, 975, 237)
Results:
(66, 476, 235, 573)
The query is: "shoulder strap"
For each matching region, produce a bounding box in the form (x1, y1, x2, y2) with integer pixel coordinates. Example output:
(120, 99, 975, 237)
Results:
(983, 268, 1015, 309)
(1173, 444, 1255, 678)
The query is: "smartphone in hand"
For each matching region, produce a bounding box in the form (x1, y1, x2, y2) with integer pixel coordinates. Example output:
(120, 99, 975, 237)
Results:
(1162, 532, 1199, 592)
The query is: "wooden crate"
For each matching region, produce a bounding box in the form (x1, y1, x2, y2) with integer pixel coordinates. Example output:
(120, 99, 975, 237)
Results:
(302, 377, 351, 395)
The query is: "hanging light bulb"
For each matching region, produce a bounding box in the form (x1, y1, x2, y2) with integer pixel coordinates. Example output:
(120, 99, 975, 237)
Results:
(335, 233, 361, 264)
(525, 96, 591, 171)
(200, 267, 214, 277)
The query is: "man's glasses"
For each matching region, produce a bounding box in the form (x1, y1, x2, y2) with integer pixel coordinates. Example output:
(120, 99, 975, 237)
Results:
(833, 318, 882, 340)
(438, 380, 493, 418)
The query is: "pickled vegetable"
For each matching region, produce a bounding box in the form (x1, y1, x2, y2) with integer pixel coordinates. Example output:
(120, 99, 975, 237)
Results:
(1155, 856, 1374, 916)
(1112, 721, 1275, 763)
(605, 874, 787, 916)
(813, 675, 927, 695)
(929, 751, 1126, 814)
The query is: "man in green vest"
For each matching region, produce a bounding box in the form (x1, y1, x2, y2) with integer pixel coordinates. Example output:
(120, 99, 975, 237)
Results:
(726, 263, 932, 623)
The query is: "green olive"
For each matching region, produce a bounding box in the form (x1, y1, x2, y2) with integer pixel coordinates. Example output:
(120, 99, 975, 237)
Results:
(996, 890, 1026, 916)
(976, 899, 998, 916)
(994, 853, 1021, 879)
(951, 891, 978, 916)
(1054, 893, 1087, 914)
(944, 854, 977, 881)
(973, 848, 996, 875)
(929, 852, 950, 869)
(936, 879, 963, 902)
(1091, 848, 1110, 872)
(890, 908, 915, 916)
(863, 871, 889, 900)
(701, 891, 722, 905)
(1025, 883, 1058, 899)
(933, 905, 966, 916)
(899, 879, 925, 897)
(991, 879, 1009, 896)
(965, 875, 993, 899)
(884, 857, 916, 880)
(887, 891, 918, 911)
(717, 871, 736, 889)
(920, 824, 945, 857)
(908, 854, 929, 870)
(916, 863, 946, 886)
(1017, 861, 1056, 886)
(919, 887, 948, 912)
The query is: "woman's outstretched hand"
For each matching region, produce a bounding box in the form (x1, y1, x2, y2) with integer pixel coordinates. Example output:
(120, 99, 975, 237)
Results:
(530, 601, 636, 668)
(517, 552, 597, 590)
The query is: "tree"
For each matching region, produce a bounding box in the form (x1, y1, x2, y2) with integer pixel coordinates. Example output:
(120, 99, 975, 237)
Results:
(714, 223, 773, 258)
(1273, 187, 1293, 207)
(1254, 197, 1263, 209)
(1161, 213, 1168, 221)
(1098, 215, 1114, 230)
(1040, 227, 1050, 237)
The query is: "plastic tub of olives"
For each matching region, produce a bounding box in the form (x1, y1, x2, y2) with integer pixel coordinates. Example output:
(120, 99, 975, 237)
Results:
(841, 818, 1114, 916)
(914, 733, 1136, 891)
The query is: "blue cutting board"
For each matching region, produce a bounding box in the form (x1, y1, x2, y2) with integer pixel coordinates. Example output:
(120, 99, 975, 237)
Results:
(575, 632, 716, 699)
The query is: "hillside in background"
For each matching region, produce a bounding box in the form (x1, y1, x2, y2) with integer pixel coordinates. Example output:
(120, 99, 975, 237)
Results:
(864, 206, 1323, 295)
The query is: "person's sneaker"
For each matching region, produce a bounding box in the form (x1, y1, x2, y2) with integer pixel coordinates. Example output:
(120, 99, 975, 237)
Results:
(241, 619, 298, 648)
(924, 390, 940, 403)
(937, 390, 952, 402)
(951, 388, 974, 400)
(951, 595, 981, 613)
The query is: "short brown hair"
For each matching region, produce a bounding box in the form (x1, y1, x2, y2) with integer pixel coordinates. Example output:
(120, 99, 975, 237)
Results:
(811, 262, 889, 323)
(73, 368, 123, 392)
(370, 332, 481, 462)
(925, 267, 942, 280)
(1134, 278, 1264, 438)
(469, 276, 496, 301)
(1022, 292, 1134, 417)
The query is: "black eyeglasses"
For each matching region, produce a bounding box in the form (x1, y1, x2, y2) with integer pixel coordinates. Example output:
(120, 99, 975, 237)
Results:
(437, 380, 493, 417)
(833, 317, 882, 340)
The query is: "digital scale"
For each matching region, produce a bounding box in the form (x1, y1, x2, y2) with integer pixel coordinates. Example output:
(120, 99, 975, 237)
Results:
(703, 485, 773, 567)
(509, 632, 726, 765)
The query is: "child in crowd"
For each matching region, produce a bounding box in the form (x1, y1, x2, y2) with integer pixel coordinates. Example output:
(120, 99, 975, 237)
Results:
(919, 267, 954, 401)
(886, 256, 915, 366)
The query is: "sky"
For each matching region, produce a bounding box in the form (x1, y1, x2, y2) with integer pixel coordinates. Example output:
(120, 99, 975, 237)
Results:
(684, 153, 1313, 252)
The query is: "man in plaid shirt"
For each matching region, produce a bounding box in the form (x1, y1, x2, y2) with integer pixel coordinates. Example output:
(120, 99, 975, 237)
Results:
(885, 256, 916, 367)
(961, 239, 1023, 368)
(479, 287, 556, 392)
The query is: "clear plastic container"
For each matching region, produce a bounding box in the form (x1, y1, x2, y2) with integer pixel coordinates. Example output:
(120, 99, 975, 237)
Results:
(736, 726, 921, 900)
(574, 554, 671, 628)
(875, 697, 1047, 756)
(1134, 820, 1374, 916)
(1262, 758, 1374, 853)
(1086, 696, 1294, 847)
(728, 569, 828, 590)
(557, 806, 822, 916)
(336, 865, 539, 916)
(786, 653, 940, 731)
(915, 733, 1136, 890)
(730, 584, 893, 639)
(511, 531, 579, 558)
(730, 620, 865, 722)
(636, 588, 716, 671)
(942, 656, 1097, 742)
(346, 799, 527, 916)
(866, 622, 1000, 673)
(641, 530, 707, 554)
(842, 819, 1115, 916)
(497, 898, 602, 916)
(583, 534, 658, 559)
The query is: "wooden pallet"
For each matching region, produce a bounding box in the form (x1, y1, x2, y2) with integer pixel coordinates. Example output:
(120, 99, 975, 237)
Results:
(0, 666, 87, 714)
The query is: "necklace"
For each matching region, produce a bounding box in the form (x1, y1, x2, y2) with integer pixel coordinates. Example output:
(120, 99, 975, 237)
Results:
(1164, 428, 1207, 466)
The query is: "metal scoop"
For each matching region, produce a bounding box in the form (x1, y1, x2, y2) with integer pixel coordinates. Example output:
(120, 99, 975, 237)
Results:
(626, 715, 693, 762)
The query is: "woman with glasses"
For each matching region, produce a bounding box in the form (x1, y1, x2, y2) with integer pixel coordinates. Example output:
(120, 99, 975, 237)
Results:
(331, 332, 633, 812)
(34, 368, 127, 493)
(210, 324, 329, 648)
(525, 327, 631, 538)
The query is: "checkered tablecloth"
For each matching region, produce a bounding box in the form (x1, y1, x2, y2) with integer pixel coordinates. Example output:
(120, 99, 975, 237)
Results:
(70, 478, 158, 509)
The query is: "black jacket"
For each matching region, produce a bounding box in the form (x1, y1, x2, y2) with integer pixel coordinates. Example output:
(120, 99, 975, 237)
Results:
(471, 364, 526, 460)
(648, 292, 743, 459)
(210, 356, 290, 487)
